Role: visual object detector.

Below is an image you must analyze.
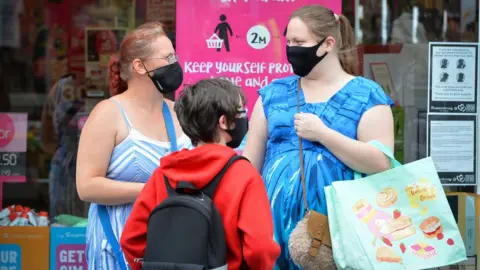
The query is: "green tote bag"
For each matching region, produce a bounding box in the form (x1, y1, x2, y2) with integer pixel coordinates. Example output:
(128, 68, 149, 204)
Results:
(325, 141, 467, 270)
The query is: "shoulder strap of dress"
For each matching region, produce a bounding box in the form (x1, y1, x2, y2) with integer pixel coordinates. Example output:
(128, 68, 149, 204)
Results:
(111, 99, 133, 130)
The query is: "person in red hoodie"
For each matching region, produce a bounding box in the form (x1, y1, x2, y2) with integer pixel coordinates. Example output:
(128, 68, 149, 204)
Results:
(120, 78, 280, 270)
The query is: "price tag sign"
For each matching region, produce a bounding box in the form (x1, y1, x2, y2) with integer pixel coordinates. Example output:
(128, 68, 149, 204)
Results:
(0, 113, 28, 208)
(0, 152, 27, 179)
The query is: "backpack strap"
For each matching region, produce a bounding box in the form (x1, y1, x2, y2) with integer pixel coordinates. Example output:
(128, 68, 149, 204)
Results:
(202, 155, 249, 198)
(163, 155, 249, 198)
(164, 177, 199, 196)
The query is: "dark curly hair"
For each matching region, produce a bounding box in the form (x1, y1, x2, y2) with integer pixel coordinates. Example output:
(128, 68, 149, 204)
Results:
(174, 78, 246, 146)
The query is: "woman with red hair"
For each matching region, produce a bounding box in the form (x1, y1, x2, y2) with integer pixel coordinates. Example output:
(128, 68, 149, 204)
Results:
(76, 22, 192, 270)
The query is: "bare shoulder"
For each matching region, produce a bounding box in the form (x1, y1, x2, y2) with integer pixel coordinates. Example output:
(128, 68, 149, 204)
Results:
(83, 99, 121, 130)
(91, 99, 120, 118)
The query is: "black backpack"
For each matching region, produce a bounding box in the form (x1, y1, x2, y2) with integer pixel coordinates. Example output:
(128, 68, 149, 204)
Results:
(141, 155, 248, 270)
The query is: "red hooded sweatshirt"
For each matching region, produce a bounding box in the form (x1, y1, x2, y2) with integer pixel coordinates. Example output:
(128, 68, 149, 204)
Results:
(120, 144, 280, 270)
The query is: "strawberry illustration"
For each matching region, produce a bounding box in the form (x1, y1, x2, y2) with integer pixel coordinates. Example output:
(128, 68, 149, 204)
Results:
(400, 243, 406, 254)
(393, 209, 401, 219)
(382, 237, 392, 246)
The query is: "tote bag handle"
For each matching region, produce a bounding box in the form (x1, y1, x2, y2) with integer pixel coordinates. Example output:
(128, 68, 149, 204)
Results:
(353, 140, 402, 180)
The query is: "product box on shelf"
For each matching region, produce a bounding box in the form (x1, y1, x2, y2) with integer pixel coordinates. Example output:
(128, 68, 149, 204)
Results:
(50, 225, 87, 270)
(0, 226, 50, 270)
(446, 193, 479, 257)
(0, 205, 50, 269)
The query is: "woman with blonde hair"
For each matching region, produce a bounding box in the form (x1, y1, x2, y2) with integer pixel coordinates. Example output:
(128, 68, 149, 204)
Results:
(244, 5, 394, 269)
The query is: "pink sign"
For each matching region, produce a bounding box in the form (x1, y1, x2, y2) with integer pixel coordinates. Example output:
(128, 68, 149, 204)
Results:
(56, 244, 87, 269)
(0, 113, 28, 208)
(176, 0, 341, 116)
(0, 113, 27, 152)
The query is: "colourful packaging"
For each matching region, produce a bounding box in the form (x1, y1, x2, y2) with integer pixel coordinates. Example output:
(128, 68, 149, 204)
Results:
(0, 226, 50, 270)
(49, 226, 87, 270)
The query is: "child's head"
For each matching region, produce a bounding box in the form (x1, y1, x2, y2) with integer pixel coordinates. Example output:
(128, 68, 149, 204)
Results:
(174, 78, 247, 148)
(220, 14, 227, 21)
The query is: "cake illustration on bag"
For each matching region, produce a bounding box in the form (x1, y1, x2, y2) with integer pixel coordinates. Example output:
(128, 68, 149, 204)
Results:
(352, 199, 393, 238)
(353, 199, 415, 242)
(419, 216, 443, 238)
(376, 187, 398, 208)
(410, 242, 437, 259)
(376, 246, 403, 264)
(380, 215, 416, 241)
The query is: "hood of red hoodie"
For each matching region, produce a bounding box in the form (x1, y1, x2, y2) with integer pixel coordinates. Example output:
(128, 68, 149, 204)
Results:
(160, 144, 237, 189)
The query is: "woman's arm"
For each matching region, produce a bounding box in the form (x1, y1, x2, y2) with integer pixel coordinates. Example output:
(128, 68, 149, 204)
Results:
(243, 98, 268, 172)
(319, 105, 394, 174)
(295, 105, 394, 174)
(76, 99, 144, 205)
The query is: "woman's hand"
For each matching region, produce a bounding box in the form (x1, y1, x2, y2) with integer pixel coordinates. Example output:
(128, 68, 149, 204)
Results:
(294, 113, 330, 142)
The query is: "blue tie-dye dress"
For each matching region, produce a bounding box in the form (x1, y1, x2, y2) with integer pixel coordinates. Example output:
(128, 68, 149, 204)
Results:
(258, 75, 393, 269)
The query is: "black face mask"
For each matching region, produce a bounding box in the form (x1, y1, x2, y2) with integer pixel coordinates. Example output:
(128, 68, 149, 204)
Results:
(144, 62, 183, 94)
(286, 38, 328, 77)
(226, 117, 248, 149)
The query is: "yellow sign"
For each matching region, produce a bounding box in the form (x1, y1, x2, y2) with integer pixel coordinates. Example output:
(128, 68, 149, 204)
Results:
(0, 227, 50, 270)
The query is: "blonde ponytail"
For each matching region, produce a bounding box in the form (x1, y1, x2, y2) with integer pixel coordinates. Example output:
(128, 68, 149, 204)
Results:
(337, 14, 358, 75)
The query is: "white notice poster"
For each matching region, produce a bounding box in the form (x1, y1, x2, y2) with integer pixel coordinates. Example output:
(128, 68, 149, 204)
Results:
(428, 43, 478, 113)
(427, 114, 477, 185)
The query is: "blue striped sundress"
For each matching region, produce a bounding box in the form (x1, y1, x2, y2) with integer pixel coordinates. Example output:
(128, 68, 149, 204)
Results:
(85, 99, 192, 270)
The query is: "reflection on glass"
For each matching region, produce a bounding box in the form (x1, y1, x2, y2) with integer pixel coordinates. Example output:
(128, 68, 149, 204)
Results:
(381, 0, 388, 44)
(358, 0, 478, 45)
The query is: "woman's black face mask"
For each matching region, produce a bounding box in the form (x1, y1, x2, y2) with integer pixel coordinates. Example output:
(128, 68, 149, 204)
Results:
(142, 61, 184, 94)
(286, 38, 328, 77)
